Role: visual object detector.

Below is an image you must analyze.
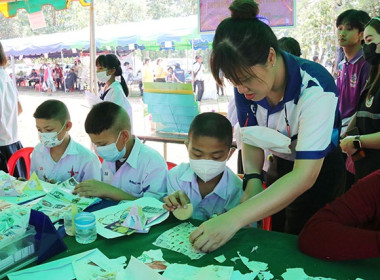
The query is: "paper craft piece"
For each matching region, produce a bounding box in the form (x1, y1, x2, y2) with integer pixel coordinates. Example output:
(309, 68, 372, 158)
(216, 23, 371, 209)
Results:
(72, 248, 126, 280)
(153, 222, 205, 260)
(173, 203, 193, 220)
(214, 255, 226, 263)
(122, 256, 167, 280)
(0, 201, 30, 243)
(24, 172, 44, 191)
(281, 268, 335, 280)
(242, 126, 291, 154)
(258, 271, 274, 280)
(251, 245, 259, 253)
(137, 249, 169, 272)
(94, 197, 169, 239)
(122, 205, 147, 231)
(32, 187, 99, 223)
(0, 178, 20, 196)
(238, 251, 268, 273)
(230, 257, 239, 263)
(194, 265, 233, 280)
(58, 177, 79, 193)
(231, 270, 260, 280)
(7, 249, 122, 280)
(163, 263, 234, 280)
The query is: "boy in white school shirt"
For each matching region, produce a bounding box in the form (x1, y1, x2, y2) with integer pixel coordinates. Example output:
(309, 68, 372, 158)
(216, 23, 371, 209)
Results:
(73, 102, 167, 201)
(163, 112, 243, 221)
(31, 99, 101, 183)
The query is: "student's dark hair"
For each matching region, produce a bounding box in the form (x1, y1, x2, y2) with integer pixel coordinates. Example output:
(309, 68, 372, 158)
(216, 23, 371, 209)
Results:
(336, 9, 371, 32)
(96, 54, 129, 97)
(33, 99, 70, 125)
(85, 102, 130, 134)
(188, 112, 232, 147)
(312, 55, 319, 62)
(211, 0, 279, 86)
(365, 17, 380, 99)
(278, 37, 301, 57)
(0, 42, 7, 67)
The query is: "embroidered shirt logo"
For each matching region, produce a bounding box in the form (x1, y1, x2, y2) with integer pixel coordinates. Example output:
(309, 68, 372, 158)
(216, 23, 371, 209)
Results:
(350, 73, 357, 88)
(68, 166, 79, 177)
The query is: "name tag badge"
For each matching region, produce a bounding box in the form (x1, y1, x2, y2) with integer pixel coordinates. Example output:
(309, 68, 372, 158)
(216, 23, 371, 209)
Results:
(102, 169, 113, 184)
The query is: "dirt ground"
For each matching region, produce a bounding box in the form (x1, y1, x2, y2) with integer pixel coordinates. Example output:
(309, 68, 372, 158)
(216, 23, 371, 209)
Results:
(17, 85, 239, 173)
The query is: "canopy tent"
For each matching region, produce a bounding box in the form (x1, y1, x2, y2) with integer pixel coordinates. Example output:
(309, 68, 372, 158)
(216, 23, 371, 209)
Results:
(0, 0, 96, 92)
(2, 15, 214, 57)
(0, 0, 90, 18)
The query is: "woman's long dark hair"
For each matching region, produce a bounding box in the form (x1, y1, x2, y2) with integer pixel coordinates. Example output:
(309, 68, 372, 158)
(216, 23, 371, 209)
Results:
(96, 54, 129, 97)
(365, 18, 380, 98)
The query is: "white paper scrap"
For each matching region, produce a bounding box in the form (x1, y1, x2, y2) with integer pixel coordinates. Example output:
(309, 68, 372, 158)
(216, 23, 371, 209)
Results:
(250, 245, 258, 253)
(231, 270, 259, 280)
(137, 249, 169, 272)
(123, 257, 167, 280)
(214, 255, 226, 263)
(237, 251, 268, 273)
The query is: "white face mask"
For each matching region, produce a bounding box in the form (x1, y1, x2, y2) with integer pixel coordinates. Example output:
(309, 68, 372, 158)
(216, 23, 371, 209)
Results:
(38, 122, 67, 148)
(96, 70, 111, 83)
(95, 132, 126, 162)
(189, 152, 229, 182)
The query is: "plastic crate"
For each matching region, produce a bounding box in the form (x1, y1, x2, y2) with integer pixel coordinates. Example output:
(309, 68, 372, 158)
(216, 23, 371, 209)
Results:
(0, 225, 37, 278)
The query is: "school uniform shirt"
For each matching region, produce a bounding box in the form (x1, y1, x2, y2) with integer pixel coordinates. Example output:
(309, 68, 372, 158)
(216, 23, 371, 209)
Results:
(0, 67, 19, 146)
(101, 137, 167, 200)
(100, 81, 133, 127)
(337, 49, 370, 119)
(354, 85, 380, 179)
(30, 137, 101, 183)
(235, 51, 340, 162)
(298, 169, 380, 260)
(192, 62, 204, 81)
(167, 163, 243, 221)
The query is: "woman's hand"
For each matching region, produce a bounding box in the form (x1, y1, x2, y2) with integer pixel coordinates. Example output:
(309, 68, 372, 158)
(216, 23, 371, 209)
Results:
(189, 212, 241, 253)
(340, 136, 357, 155)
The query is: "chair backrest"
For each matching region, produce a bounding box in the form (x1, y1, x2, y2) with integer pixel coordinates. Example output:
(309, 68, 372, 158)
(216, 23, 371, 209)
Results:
(167, 161, 176, 170)
(7, 147, 34, 179)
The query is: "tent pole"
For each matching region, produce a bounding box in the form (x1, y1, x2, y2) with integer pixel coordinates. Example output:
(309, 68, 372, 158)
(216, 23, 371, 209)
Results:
(89, 0, 97, 94)
(61, 50, 66, 92)
(10, 55, 16, 86)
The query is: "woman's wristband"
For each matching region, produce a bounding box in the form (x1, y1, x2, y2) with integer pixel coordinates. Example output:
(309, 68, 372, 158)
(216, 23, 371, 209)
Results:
(242, 173, 263, 190)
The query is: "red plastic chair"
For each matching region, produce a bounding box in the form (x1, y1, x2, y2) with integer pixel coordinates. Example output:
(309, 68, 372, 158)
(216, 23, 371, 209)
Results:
(238, 174, 272, 231)
(167, 161, 176, 170)
(7, 147, 34, 179)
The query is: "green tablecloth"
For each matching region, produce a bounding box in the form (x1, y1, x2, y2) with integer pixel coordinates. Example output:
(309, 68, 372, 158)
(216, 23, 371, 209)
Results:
(50, 216, 379, 280)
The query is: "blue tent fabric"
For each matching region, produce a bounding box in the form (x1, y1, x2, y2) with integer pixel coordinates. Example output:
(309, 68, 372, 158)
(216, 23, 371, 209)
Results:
(2, 15, 214, 56)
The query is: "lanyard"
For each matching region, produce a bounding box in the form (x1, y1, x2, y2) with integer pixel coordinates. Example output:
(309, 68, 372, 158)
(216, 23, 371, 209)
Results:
(284, 104, 291, 138)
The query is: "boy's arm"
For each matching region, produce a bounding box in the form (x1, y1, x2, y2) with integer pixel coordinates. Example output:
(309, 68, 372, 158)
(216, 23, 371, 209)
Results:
(298, 170, 380, 260)
(73, 179, 137, 201)
(163, 166, 191, 211)
(80, 155, 102, 181)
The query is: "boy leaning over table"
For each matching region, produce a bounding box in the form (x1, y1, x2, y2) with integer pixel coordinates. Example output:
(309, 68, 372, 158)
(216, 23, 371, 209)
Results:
(73, 102, 167, 201)
(163, 112, 243, 221)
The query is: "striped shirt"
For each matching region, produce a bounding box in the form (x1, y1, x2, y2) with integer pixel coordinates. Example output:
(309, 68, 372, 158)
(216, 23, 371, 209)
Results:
(235, 51, 341, 161)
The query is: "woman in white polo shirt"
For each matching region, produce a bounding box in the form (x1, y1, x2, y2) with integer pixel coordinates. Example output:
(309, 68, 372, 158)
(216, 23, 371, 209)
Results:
(0, 41, 26, 177)
(189, 0, 345, 252)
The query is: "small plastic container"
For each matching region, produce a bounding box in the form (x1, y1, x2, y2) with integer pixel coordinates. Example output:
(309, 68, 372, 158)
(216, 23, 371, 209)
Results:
(74, 212, 97, 244)
(0, 225, 37, 279)
(64, 211, 75, 236)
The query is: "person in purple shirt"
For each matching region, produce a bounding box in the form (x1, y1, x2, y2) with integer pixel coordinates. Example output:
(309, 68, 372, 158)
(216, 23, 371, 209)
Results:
(336, 9, 371, 125)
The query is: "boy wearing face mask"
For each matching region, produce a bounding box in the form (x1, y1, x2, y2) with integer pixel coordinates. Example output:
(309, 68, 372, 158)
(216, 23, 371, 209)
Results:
(30, 100, 101, 183)
(73, 102, 167, 201)
(163, 113, 243, 221)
